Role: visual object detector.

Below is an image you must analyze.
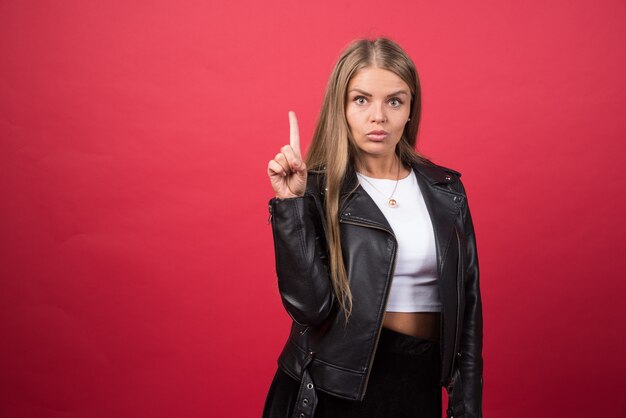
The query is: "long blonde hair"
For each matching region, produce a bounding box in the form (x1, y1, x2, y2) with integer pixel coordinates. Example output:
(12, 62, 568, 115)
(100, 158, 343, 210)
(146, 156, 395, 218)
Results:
(305, 38, 428, 323)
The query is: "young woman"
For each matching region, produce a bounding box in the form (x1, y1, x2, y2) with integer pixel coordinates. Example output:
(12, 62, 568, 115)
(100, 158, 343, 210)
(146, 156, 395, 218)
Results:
(264, 38, 483, 418)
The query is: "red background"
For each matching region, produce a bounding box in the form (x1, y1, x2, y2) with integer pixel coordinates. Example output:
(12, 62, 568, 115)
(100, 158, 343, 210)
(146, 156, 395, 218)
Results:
(2, 1, 625, 417)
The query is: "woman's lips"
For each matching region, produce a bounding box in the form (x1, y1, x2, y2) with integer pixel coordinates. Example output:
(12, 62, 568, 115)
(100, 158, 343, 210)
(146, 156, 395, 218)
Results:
(366, 130, 388, 141)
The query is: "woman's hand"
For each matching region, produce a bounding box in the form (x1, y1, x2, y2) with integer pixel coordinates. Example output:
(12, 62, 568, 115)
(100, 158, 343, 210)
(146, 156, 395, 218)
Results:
(267, 111, 308, 198)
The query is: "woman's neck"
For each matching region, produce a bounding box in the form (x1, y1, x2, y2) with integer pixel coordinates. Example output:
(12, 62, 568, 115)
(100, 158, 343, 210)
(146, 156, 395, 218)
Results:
(355, 155, 408, 180)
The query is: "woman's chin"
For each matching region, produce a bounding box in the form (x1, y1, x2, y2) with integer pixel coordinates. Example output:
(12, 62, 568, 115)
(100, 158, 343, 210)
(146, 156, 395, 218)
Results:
(357, 143, 396, 157)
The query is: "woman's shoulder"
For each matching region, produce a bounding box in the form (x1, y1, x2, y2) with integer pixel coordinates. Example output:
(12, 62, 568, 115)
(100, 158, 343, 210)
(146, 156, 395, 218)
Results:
(304, 166, 327, 197)
(410, 157, 472, 197)
(412, 158, 463, 181)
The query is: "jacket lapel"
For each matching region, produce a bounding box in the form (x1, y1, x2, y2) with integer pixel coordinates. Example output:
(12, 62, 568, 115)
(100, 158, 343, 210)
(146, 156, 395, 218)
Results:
(411, 161, 465, 274)
(339, 163, 394, 233)
(337, 159, 465, 275)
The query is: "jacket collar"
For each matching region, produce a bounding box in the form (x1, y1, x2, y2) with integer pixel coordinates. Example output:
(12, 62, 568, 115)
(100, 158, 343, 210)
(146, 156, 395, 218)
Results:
(336, 159, 462, 195)
(313, 158, 465, 227)
(333, 159, 465, 277)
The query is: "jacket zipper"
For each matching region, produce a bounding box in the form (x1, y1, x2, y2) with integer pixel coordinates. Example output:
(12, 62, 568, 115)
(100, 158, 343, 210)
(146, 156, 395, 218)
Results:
(447, 226, 463, 392)
(339, 217, 398, 397)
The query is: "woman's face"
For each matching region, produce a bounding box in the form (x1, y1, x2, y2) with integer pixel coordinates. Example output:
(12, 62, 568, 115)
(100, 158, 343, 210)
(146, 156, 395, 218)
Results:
(345, 66, 411, 161)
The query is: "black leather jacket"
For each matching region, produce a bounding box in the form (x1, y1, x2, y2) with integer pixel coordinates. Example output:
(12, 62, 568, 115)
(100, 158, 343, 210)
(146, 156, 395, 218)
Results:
(268, 159, 483, 418)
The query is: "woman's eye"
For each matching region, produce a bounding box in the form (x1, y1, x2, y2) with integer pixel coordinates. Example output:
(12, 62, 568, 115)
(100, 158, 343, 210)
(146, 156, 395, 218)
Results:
(389, 98, 403, 107)
(354, 96, 367, 105)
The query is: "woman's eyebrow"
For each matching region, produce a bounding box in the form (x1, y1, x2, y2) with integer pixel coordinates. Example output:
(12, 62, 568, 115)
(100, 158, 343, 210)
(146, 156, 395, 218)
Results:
(348, 88, 372, 97)
(386, 90, 409, 97)
(348, 88, 409, 97)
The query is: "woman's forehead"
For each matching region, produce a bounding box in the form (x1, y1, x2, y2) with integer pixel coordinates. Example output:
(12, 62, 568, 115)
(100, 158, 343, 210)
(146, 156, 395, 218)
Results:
(348, 67, 410, 94)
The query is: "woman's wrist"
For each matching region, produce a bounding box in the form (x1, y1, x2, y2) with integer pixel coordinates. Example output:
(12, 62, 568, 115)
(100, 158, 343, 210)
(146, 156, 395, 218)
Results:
(274, 193, 305, 200)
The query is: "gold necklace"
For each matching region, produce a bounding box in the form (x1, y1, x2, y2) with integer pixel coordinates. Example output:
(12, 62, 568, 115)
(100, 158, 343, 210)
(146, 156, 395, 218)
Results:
(356, 160, 401, 208)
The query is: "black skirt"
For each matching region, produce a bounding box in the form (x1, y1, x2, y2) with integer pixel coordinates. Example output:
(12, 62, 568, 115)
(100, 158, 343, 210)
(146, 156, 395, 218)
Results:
(263, 327, 442, 418)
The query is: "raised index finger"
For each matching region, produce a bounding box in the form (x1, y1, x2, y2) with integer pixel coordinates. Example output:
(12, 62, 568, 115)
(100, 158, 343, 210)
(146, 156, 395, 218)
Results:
(288, 111, 302, 158)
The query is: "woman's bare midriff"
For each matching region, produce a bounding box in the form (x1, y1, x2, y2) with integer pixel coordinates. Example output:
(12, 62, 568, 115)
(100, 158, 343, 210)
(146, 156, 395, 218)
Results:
(382, 312, 440, 341)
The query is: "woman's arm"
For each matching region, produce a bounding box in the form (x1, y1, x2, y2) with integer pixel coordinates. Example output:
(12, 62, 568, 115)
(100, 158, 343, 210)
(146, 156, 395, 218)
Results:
(269, 192, 335, 327)
(266, 112, 335, 327)
(458, 179, 484, 418)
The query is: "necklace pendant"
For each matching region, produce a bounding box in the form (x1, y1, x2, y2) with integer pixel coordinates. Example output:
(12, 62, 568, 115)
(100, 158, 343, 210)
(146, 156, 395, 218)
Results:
(388, 198, 398, 208)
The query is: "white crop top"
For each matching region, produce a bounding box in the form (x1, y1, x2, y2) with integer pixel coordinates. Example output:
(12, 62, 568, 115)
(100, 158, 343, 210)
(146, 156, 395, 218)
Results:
(356, 170, 441, 312)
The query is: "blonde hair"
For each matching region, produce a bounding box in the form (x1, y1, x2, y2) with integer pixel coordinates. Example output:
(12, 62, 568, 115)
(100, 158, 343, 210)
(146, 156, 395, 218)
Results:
(305, 38, 428, 324)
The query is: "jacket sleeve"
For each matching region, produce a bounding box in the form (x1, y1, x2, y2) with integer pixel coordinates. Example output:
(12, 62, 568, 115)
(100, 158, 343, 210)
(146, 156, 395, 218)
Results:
(458, 179, 484, 418)
(268, 192, 335, 326)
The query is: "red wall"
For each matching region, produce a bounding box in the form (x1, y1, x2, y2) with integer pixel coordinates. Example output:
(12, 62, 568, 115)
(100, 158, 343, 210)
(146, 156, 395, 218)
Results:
(1, 1, 625, 417)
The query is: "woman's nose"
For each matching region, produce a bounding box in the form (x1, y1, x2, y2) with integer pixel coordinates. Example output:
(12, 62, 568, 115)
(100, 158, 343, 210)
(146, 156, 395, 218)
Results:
(371, 103, 386, 123)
